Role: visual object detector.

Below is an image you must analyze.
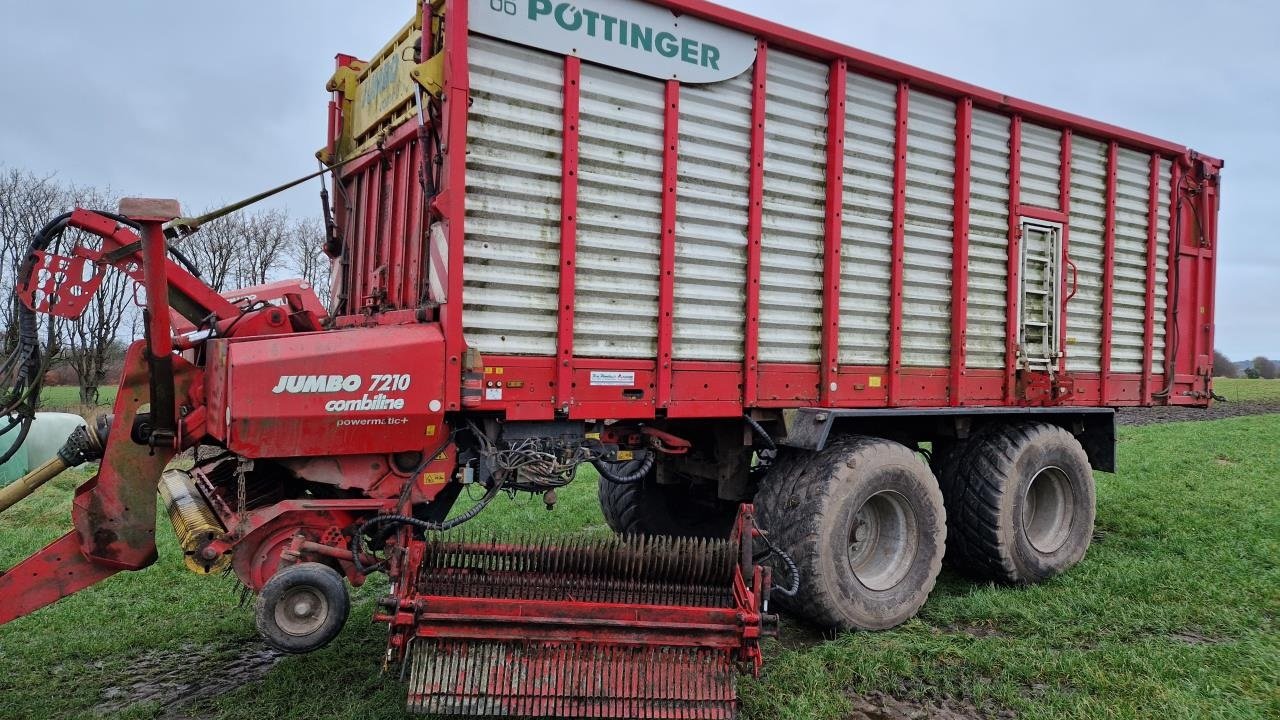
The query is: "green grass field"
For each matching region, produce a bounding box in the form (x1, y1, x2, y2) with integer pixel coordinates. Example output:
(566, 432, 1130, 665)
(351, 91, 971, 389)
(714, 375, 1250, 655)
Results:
(1, 414, 1277, 719)
(1212, 377, 1280, 402)
(38, 385, 117, 413)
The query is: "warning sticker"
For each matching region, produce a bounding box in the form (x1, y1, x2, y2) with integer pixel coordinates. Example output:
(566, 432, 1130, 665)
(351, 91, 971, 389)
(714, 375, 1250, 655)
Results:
(590, 371, 636, 387)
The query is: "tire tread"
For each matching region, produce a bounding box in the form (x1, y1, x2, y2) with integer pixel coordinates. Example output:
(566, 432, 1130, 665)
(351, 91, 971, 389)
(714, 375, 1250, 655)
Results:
(756, 435, 945, 630)
(950, 422, 1091, 584)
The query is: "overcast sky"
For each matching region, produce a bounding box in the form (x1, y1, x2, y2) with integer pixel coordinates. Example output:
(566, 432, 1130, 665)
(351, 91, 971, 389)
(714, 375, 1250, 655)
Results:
(1, 1, 1275, 359)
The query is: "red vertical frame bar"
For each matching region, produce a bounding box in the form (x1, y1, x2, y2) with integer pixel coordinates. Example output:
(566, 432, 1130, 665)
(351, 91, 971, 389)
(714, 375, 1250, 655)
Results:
(405, 136, 425, 308)
(1141, 154, 1160, 403)
(1198, 168, 1219, 384)
(405, 4, 432, 308)
(555, 56, 582, 411)
(949, 98, 972, 406)
(819, 59, 847, 406)
(376, 157, 393, 302)
(1056, 129, 1072, 377)
(656, 80, 680, 409)
(743, 41, 767, 408)
(438, 0, 469, 410)
(1162, 161, 1181, 384)
(387, 148, 409, 308)
(1003, 116, 1022, 401)
(361, 168, 381, 308)
(886, 81, 909, 406)
(1099, 141, 1118, 403)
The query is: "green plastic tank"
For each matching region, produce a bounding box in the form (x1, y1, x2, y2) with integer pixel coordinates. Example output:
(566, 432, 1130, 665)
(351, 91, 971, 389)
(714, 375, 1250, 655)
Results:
(0, 413, 87, 488)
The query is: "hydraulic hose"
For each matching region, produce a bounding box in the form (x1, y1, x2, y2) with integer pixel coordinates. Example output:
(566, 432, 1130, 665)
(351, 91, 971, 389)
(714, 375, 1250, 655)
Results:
(744, 414, 777, 451)
(350, 474, 505, 574)
(0, 213, 73, 458)
(752, 521, 800, 598)
(590, 450, 655, 485)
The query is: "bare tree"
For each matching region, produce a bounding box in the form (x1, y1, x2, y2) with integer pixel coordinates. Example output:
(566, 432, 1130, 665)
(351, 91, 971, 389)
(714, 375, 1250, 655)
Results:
(1212, 350, 1238, 378)
(57, 184, 133, 404)
(176, 211, 240, 292)
(287, 217, 332, 307)
(177, 207, 291, 292)
(1252, 356, 1278, 381)
(235, 208, 289, 288)
(0, 167, 65, 355)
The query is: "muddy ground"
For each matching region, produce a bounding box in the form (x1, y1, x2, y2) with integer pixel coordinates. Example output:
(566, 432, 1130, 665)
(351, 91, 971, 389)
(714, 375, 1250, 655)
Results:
(1115, 399, 1280, 426)
(93, 641, 281, 719)
(848, 691, 1015, 720)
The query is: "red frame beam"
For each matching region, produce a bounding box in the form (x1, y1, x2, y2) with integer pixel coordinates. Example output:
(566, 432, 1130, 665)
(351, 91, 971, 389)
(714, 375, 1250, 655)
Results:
(743, 41, 768, 408)
(887, 81, 909, 406)
(407, 596, 754, 647)
(1162, 161, 1182, 383)
(820, 59, 847, 405)
(1141, 154, 1160, 403)
(1197, 168, 1219, 380)
(656, 80, 681, 408)
(1057, 129, 1073, 377)
(1099, 141, 1119, 403)
(555, 56, 582, 411)
(949, 98, 972, 406)
(387, 147, 409, 308)
(439, 0, 470, 411)
(1004, 116, 1022, 401)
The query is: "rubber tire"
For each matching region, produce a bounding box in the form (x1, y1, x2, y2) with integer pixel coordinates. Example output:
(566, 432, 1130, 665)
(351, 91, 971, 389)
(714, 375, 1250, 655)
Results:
(255, 562, 350, 654)
(932, 436, 977, 568)
(596, 462, 739, 539)
(755, 435, 946, 631)
(947, 423, 1096, 584)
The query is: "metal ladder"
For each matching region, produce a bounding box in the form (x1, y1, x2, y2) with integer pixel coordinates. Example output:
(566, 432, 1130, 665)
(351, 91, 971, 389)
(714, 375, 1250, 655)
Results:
(1019, 221, 1063, 371)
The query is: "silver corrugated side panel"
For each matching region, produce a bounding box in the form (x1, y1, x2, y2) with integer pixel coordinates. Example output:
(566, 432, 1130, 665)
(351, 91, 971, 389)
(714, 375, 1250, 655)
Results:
(760, 50, 828, 365)
(966, 109, 1010, 369)
(673, 70, 753, 362)
(1153, 158, 1171, 374)
(1111, 147, 1152, 374)
(573, 64, 665, 359)
(1066, 136, 1107, 372)
(901, 90, 955, 368)
(1019, 122, 1062, 209)
(463, 37, 564, 356)
(838, 72, 895, 367)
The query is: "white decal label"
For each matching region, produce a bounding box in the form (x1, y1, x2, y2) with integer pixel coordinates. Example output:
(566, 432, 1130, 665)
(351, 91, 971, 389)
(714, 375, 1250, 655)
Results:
(485, 387, 503, 401)
(271, 374, 412, 413)
(469, 0, 757, 84)
(590, 371, 636, 387)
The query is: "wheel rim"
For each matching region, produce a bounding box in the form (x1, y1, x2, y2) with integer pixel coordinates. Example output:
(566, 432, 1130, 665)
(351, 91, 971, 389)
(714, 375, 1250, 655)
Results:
(847, 490, 918, 591)
(1022, 466, 1075, 553)
(274, 584, 330, 637)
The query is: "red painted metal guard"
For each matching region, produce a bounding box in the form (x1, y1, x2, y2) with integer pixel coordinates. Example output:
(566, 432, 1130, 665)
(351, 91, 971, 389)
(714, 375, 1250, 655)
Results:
(382, 505, 774, 718)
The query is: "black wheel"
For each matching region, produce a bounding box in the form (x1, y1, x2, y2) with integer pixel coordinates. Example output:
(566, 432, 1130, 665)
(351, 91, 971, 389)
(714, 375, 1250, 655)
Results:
(596, 460, 738, 538)
(947, 423, 1096, 584)
(755, 436, 946, 631)
(255, 562, 350, 653)
(932, 436, 979, 568)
